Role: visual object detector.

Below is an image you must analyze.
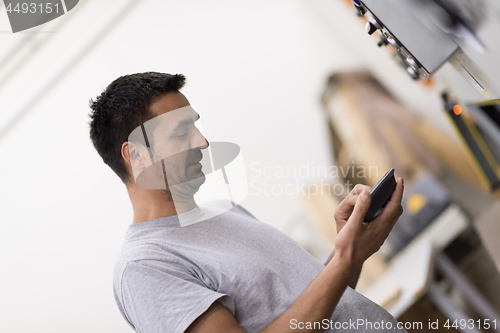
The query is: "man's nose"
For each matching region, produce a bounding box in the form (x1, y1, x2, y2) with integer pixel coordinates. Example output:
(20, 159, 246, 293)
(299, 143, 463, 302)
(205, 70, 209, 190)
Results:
(190, 127, 209, 150)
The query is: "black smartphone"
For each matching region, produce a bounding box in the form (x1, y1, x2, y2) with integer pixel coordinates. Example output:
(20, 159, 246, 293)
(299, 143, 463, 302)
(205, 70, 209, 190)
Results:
(363, 168, 397, 222)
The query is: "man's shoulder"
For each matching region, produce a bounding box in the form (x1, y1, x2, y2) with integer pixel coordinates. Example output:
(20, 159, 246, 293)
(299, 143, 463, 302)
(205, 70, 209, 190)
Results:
(112, 246, 193, 292)
(118, 239, 182, 265)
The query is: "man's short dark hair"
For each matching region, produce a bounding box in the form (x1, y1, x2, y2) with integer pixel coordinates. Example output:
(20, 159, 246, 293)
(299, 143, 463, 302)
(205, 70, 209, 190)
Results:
(89, 72, 186, 183)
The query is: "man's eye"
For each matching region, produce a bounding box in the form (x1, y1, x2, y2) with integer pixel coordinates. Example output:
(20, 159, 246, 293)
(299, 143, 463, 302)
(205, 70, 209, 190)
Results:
(176, 133, 188, 139)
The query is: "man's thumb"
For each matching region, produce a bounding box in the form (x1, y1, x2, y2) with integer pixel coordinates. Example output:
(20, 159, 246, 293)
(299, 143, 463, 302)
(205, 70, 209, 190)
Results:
(348, 190, 371, 225)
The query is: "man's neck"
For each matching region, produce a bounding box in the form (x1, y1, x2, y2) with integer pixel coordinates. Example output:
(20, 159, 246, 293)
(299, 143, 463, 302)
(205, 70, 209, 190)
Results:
(127, 184, 197, 223)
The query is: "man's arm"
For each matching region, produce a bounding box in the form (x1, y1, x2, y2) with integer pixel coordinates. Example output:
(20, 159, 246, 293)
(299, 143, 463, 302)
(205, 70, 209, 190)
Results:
(186, 178, 404, 333)
(324, 249, 362, 290)
(326, 183, 379, 290)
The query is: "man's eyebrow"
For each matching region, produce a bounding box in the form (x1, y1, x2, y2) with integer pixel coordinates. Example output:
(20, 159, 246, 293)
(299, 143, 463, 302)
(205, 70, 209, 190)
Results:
(172, 113, 200, 131)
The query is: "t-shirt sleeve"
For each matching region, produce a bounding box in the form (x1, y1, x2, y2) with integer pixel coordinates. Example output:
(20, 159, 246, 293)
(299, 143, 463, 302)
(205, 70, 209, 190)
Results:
(119, 260, 235, 333)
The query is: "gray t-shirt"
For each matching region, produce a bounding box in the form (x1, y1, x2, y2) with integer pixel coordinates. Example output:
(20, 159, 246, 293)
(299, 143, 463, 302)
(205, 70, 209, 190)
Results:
(113, 201, 406, 333)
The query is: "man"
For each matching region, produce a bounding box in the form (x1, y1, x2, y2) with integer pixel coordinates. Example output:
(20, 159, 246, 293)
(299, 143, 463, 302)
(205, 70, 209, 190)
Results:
(89, 72, 406, 333)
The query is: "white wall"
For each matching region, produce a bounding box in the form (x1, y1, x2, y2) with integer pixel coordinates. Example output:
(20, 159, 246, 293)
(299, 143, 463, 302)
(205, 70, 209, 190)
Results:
(0, 1, 355, 332)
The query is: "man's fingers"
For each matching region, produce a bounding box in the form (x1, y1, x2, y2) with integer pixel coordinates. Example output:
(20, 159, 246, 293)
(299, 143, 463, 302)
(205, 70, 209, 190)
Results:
(339, 195, 358, 210)
(336, 184, 375, 222)
(374, 178, 404, 224)
(347, 190, 372, 227)
(335, 193, 359, 219)
(338, 184, 373, 215)
(349, 184, 363, 196)
(389, 177, 404, 204)
(350, 184, 372, 196)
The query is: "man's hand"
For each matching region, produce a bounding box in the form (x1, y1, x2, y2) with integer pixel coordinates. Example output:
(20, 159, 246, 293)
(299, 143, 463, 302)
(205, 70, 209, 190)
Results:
(324, 184, 373, 266)
(333, 178, 404, 268)
(334, 184, 373, 234)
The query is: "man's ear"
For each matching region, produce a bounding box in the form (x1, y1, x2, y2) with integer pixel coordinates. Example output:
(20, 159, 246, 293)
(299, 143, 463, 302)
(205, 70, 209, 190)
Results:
(121, 142, 133, 165)
(122, 142, 148, 170)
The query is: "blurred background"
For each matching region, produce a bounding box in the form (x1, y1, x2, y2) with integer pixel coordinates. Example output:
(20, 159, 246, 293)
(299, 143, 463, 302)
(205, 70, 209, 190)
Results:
(1, 0, 499, 332)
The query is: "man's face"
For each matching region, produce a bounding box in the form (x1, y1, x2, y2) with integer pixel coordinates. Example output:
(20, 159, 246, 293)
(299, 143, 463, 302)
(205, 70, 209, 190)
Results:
(131, 92, 209, 197)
